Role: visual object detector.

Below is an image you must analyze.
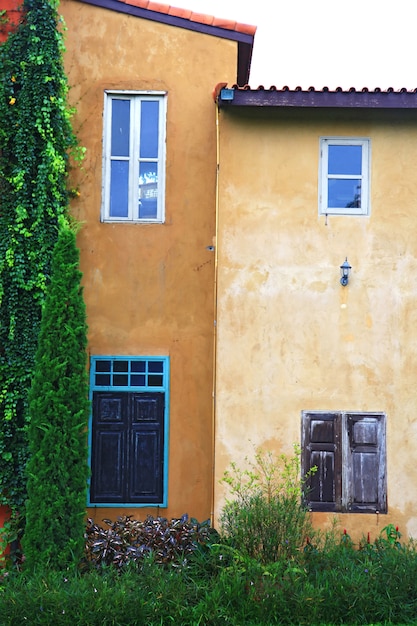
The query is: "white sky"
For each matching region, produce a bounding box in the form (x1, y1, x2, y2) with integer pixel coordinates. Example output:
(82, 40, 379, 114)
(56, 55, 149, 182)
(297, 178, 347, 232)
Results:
(175, 0, 417, 90)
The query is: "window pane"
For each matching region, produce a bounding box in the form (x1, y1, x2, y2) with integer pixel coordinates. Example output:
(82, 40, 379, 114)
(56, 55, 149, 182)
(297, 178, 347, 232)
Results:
(110, 161, 129, 217)
(95, 374, 111, 386)
(140, 100, 159, 158)
(148, 361, 163, 373)
(113, 374, 129, 386)
(96, 360, 111, 372)
(111, 99, 130, 157)
(114, 361, 128, 372)
(139, 162, 158, 219)
(148, 374, 163, 386)
(328, 145, 362, 175)
(131, 374, 146, 386)
(131, 361, 146, 372)
(328, 179, 361, 208)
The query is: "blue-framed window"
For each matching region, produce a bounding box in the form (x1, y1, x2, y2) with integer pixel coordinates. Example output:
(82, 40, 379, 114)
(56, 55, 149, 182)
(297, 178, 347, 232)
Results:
(88, 356, 169, 507)
(102, 92, 167, 223)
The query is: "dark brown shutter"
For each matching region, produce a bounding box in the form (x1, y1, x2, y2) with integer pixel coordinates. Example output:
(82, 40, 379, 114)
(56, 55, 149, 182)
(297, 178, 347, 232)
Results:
(302, 412, 342, 511)
(345, 413, 386, 513)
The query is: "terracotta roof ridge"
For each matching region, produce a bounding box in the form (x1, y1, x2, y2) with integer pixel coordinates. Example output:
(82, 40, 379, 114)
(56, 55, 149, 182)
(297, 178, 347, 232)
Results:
(118, 0, 257, 36)
(220, 84, 417, 94)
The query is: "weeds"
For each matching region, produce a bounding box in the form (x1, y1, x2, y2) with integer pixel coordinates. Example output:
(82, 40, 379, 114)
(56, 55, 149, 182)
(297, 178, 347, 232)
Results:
(219, 445, 315, 562)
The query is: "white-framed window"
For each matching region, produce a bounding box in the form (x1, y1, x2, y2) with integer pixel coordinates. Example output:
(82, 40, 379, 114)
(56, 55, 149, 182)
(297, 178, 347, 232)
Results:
(102, 91, 167, 223)
(319, 138, 370, 216)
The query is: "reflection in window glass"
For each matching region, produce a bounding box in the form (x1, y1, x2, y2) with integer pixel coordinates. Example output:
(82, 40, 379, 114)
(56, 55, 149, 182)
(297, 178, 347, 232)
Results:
(320, 138, 369, 216)
(110, 161, 129, 217)
(111, 100, 130, 157)
(103, 93, 166, 222)
(328, 145, 362, 175)
(328, 179, 361, 208)
(139, 162, 158, 219)
(140, 101, 159, 158)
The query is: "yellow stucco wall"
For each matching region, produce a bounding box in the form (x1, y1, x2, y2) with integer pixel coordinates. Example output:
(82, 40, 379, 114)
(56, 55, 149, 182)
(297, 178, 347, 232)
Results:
(215, 107, 417, 540)
(59, 0, 238, 523)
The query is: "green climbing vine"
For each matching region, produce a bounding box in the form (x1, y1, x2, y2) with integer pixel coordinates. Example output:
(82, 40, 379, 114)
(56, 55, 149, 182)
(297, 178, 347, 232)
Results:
(0, 0, 79, 512)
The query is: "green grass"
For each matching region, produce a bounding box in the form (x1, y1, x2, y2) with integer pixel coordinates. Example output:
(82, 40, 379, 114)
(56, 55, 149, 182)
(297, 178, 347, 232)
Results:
(2, 537, 417, 626)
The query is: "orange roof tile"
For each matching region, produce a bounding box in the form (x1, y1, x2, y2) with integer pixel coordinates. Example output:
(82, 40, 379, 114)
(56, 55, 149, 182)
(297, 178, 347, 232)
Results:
(112, 0, 256, 37)
(77, 0, 256, 85)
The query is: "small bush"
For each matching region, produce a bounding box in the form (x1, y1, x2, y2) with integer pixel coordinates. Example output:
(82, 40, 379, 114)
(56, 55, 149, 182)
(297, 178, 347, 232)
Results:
(219, 445, 315, 563)
(83, 514, 218, 571)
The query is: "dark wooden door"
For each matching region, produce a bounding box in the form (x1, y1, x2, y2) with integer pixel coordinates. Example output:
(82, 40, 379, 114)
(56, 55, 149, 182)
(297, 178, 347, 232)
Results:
(91, 391, 164, 504)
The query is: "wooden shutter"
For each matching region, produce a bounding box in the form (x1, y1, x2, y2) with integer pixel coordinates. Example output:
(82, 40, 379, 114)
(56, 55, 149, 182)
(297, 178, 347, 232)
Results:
(129, 393, 164, 503)
(91, 392, 128, 503)
(91, 391, 165, 504)
(344, 413, 386, 513)
(302, 412, 342, 511)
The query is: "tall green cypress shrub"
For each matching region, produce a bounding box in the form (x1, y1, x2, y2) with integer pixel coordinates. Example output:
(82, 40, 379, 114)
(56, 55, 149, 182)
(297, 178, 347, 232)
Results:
(0, 0, 79, 513)
(23, 220, 89, 571)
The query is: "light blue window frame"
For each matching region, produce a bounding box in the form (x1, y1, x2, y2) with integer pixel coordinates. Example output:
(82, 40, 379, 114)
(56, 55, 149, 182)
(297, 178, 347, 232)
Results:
(319, 138, 370, 216)
(102, 91, 167, 223)
(88, 355, 170, 507)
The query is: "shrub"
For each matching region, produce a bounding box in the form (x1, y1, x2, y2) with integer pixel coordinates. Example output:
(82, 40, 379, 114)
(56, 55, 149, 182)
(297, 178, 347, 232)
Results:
(83, 514, 218, 571)
(23, 221, 89, 571)
(219, 445, 315, 563)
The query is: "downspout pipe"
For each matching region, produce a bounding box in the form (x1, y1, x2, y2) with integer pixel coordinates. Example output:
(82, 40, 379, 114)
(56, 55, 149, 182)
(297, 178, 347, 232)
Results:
(210, 99, 221, 529)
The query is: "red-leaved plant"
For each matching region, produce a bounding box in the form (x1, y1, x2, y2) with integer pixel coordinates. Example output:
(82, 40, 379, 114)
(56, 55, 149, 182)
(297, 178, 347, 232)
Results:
(83, 514, 217, 571)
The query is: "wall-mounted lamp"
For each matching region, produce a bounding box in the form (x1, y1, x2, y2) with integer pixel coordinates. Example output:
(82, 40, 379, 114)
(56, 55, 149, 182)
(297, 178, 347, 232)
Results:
(340, 258, 352, 286)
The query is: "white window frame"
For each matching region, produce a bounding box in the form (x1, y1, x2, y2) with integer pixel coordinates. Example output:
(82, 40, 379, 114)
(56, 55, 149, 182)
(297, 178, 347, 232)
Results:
(102, 91, 167, 223)
(319, 137, 370, 216)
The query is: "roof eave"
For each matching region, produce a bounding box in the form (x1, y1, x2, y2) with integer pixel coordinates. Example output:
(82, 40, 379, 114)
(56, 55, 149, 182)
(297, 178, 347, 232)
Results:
(76, 0, 255, 86)
(237, 42, 253, 87)
(217, 87, 417, 109)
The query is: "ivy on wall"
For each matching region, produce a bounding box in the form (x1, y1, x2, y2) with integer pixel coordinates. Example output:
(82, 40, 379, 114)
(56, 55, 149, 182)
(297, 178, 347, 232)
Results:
(0, 0, 80, 512)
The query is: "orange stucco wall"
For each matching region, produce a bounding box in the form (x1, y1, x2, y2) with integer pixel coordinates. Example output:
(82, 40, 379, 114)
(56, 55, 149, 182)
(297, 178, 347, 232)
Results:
(59, 0, 238, 524)
(215, 106, 417, 541)
(0, 0, 21, 43)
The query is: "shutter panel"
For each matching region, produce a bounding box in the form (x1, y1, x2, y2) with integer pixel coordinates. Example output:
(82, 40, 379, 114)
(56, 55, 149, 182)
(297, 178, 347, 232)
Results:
(302, 412, 342, 511)
(91, 392, 128, 503)
(129, 392, 165, 503)
(345, 413, 386, 513)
